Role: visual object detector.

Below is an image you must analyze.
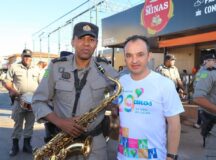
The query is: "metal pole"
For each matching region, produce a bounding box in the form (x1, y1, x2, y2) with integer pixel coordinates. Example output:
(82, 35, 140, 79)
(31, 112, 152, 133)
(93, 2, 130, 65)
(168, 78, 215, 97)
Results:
(163, 47, 167, 63)
(48, 34, 50, 61)
(58, 27, 61, 53)
(40, 38, 42, 53)
(32, 39, 35, 52)
(48, 34, 50, 53)
(71, 19, 74, 52)
(90, 10, 92, 23)
(112, 47, 115, 67)
(95, 2, 98, 25)
(38, 32, 44, 58)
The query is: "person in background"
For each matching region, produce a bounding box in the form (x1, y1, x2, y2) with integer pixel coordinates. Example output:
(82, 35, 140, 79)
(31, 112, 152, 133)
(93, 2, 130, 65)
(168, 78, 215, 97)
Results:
(116, 35, 184, 160)
(3, 49, 40, 156)
(37, 61, 47, 81)
(192, 50, 216, 129)
(119, 66, 130, 77)
(32, 22, 119, 160)
(118, 66, 124, 72)
(193, 49, 216, 146)
(156, 54, 186, 98)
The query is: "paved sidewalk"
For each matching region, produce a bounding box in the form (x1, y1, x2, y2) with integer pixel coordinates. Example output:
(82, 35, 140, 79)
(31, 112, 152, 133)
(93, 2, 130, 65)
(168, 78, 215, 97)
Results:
(0, 90, 216, 160)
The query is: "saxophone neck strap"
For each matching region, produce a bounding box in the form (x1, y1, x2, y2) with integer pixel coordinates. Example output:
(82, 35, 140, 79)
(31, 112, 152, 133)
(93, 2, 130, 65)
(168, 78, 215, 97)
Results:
(72, 69, 89, 117)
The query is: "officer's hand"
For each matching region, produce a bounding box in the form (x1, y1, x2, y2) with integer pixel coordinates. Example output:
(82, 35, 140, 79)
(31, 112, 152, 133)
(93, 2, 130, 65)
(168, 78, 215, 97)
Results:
(57, 116, 86, 138)
(9, 90, 19, 97)
(178, 89, 187, 99)
(110, 104, 119, 119)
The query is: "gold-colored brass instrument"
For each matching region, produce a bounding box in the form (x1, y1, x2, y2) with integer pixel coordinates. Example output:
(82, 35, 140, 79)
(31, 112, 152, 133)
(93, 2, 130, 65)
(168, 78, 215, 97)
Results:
(33, 63, 122, 160)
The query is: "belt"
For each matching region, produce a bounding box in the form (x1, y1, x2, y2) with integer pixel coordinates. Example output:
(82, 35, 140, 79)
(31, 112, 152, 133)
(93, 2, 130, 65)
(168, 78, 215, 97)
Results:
(85, 123, 103, 137)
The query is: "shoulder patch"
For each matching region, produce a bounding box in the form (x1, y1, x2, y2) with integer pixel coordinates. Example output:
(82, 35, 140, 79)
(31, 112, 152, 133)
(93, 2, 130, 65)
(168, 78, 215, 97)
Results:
(96, 56, 110, 64)
(200, 72, 208, 79)
(43, 69, 49, 78)
(52, 57, 67, 63)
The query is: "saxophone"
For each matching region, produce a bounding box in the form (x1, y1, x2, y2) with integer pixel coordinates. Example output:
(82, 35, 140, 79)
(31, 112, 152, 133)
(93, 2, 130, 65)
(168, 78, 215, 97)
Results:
(33, 63, 122, 160)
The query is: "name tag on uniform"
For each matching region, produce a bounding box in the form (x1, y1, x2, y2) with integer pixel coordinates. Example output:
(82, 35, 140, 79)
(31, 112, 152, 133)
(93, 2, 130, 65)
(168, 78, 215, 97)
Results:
(62, 72, 71, 79)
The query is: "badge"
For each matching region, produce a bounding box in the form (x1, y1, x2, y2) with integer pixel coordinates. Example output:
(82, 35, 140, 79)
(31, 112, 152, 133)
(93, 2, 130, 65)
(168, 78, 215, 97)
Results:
(58, 67, 65, 73)
(43, 69, 49, 78)
(83, 25, 91, 31)
(62, 72, 71, 79)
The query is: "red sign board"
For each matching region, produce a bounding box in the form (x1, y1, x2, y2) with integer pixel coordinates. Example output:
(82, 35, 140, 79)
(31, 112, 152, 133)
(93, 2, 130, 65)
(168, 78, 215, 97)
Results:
(141, 0, 174, 35)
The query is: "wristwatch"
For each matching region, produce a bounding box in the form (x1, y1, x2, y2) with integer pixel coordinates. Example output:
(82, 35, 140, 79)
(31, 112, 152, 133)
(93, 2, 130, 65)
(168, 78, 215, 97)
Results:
(167, 153, 178, 160)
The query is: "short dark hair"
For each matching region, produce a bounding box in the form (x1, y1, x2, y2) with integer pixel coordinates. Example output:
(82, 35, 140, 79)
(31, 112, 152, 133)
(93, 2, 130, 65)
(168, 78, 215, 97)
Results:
(124, 35, 150, 52)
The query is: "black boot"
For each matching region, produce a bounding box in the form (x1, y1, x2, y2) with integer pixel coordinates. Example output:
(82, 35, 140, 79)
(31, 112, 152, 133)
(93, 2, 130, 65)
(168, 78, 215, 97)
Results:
(9, 138, 19, 156)
(23, 137, 33, 153)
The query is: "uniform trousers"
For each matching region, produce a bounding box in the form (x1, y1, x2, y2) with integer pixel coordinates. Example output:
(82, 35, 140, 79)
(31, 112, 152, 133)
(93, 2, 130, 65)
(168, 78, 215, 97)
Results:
(11, 100, 35, 139)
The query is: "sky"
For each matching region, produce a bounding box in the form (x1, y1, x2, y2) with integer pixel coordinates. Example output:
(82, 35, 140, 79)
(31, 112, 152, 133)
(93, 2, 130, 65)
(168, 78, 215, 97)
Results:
(0, 0, 143, 57)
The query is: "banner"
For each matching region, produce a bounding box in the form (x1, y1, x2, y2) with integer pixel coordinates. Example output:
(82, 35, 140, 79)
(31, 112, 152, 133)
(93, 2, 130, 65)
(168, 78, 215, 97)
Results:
(102, 0, 216, 47)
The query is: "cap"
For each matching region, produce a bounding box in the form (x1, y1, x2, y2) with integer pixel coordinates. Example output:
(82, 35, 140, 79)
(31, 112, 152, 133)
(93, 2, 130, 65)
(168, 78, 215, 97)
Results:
(202, 49, 216, 60)
(22, 49, 32, 57)
(73, 22, 98, 39)
(165, 54, 176, 61)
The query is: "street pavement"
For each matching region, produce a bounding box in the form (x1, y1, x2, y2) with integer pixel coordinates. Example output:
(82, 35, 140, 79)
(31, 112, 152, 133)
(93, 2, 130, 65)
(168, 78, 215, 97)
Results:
(0, 88, 216, 160)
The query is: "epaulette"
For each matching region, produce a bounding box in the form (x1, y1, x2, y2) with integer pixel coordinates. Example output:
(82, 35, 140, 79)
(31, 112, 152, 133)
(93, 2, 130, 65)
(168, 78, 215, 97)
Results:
(96, 56, 110, 64)
(51, 57, 67, 63)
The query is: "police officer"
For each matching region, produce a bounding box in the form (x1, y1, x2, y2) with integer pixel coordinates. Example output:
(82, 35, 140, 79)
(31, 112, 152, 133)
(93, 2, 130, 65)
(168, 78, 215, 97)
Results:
(3, 49, 40, 156)
(193, 49, 216, 146)
(32, 22, 118, 160)
(43, 51, 72, 143)
(156, 54, 185, 95)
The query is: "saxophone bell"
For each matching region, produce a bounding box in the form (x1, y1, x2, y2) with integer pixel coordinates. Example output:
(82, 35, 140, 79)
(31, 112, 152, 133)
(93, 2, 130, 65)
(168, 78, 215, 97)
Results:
(66, 136, 93, 158)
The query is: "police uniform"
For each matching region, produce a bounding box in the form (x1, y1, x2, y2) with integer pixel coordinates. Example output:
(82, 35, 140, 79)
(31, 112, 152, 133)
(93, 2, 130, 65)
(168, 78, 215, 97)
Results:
(32, 53, 118, 160)
(4, 49, 40, 156)
(193, 49, 216, 146)
(193, 66, 216, 115)
(5, 62, 40, 138)
(156, 64, 181, 87)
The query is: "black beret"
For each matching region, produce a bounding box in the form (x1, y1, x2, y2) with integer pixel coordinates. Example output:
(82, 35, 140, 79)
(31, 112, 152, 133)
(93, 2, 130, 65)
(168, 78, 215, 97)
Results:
(73, 22, 98, 39)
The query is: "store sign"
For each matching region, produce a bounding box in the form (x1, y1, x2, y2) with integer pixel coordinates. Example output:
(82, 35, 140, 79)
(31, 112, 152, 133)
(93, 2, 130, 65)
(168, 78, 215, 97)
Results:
(141, 0, 174, 35)
(194, 0, 216, 16)
(102, 0, 216, 47)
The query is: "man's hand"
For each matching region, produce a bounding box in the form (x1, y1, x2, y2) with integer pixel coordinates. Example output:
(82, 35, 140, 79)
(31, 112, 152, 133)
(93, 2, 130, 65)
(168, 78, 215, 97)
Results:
(46, 113, 86, 138)
(56, 116, 86, 137)
(9, 90, 20, 97)
(178, 89, 187, 99)
(110, 104, 119, 119)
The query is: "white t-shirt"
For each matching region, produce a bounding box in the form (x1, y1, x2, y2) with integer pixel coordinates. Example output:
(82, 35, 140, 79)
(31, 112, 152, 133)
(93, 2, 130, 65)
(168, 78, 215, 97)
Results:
(117, 71, 184, 160)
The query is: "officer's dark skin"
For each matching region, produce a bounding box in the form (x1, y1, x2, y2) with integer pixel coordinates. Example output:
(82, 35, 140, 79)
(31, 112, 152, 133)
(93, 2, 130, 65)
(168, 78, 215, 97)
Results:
(72, 35, 98, 68)
(46, 35, 97, 138)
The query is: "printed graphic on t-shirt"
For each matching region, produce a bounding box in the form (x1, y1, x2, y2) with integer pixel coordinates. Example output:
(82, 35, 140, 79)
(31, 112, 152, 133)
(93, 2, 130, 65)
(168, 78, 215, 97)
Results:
(118, 127, 158, 159)
(118, 88, 153, 114)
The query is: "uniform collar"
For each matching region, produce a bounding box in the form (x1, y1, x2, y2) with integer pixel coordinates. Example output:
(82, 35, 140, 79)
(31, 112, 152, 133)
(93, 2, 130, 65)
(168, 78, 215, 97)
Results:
(163, 64, 175, 69)
(18, 62, 34, 69)
(71, 54, 94, 72)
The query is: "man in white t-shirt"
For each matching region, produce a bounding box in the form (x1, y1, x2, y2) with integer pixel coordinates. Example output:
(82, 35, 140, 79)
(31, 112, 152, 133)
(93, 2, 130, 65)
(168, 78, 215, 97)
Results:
(116, 35, 184, 160)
